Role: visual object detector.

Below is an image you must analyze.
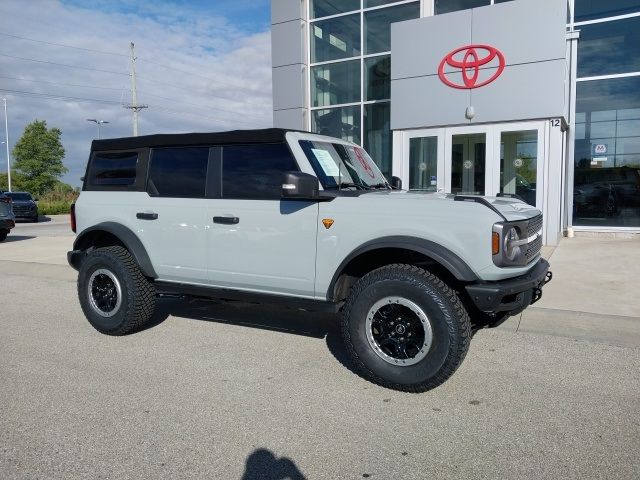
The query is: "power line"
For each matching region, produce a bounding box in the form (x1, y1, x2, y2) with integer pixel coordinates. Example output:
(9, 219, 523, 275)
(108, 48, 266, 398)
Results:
(0, 31, 127, 57)
(0, 88, 266, 127)
(0, 53, 129, 76)
(0, 75, 126, 91)
(141, 90, 267, 121)
(139, 57, 258, 92)
(0, 88, 122, 105)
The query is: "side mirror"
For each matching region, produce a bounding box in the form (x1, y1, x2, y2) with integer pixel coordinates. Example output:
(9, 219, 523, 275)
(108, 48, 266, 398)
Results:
(391, 176, 403, 190)
(282, 171, 320, 200)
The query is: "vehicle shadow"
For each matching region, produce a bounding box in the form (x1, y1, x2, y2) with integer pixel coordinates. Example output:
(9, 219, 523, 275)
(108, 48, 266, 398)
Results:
(15, 216, 51, 223)
(3, 235, 36, 242)
(241, 448, 307, 480)
(145, 297, 355, 374)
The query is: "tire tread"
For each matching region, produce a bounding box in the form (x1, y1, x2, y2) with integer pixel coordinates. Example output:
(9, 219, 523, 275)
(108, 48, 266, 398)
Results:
(340, 263, 471, 393)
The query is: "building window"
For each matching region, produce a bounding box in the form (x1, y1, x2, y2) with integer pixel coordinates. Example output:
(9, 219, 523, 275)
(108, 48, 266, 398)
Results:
(577, 16, 640, 77)
(365, 55, 391, 101)
(573, 76, 640, 227)
(312, 106, 361, 144)
(310, 14, 360, 63)
(311, 60, 361, 107)
(309, 2, 419, 179)
(434, 0, 490, 15)
(364, 103, 392, 178)
(310, 0, 360, 19)
(574, 0, 640, 23)
(364, 3, 420, 54)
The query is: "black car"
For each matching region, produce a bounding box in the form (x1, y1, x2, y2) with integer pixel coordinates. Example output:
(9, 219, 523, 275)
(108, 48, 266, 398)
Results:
(4, 191, 39, 222)
(0, 191, 15, 241)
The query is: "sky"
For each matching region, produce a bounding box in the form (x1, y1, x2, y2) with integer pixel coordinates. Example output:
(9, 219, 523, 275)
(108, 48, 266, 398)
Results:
(0, 0, 272, 186)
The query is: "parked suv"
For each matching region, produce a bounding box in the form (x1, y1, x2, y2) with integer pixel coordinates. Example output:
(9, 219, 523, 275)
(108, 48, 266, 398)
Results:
(68, 129, 551, 392)
(4, 191, 38, 222)
(0, 191, 15, 241)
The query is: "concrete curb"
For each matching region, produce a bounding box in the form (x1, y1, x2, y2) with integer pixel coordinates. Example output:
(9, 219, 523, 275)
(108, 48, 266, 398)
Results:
(497, 306, 640, 348)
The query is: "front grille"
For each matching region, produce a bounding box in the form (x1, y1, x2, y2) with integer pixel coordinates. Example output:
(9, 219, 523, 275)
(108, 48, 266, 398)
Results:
(12, 205, 32, 216)
(526, 214, 543, 238)
(525, 214, 543, 260)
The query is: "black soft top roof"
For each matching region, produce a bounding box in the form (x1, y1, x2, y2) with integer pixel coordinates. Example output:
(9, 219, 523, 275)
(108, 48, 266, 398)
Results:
(90, 128, 299, 151)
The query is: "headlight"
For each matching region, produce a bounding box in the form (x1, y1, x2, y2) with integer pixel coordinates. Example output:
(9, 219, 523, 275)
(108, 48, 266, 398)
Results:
(503, 226, 522, 261)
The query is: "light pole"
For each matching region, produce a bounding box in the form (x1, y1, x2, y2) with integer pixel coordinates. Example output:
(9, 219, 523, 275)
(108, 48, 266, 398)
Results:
(86, 119, 109, 139)
(3, 98, 10, 192)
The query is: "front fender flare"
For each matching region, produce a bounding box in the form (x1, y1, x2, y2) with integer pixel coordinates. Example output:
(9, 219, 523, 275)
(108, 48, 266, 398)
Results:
(326, 236, 479, 301)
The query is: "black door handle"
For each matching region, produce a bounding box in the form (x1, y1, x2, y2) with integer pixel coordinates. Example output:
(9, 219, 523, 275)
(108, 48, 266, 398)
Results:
(136, 212, 158, 220)
(213, 216, 239, 225)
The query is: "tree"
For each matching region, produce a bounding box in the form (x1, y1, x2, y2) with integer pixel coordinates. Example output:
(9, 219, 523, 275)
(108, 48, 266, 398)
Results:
(12, 120, 67, 196)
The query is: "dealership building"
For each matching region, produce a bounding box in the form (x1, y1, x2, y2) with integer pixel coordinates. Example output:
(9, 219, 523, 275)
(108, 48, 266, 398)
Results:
(270, 0, 640, 245)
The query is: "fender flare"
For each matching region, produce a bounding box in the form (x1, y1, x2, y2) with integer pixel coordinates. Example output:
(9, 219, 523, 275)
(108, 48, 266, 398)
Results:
(326, 236, 478, 300)
(72, 222, 158, 278)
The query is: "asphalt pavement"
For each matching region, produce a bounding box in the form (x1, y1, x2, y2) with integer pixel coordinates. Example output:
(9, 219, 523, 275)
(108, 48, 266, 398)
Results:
(1, 216, 639, 479)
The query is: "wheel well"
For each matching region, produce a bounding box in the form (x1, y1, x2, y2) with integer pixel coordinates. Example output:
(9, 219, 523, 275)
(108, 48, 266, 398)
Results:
(75, 230, 126, 251)
(331, 247, 463, 302)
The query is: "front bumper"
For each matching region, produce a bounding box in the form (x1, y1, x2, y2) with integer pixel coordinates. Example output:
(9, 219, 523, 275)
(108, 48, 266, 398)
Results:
(466, 258, 552, 315)
(0, 218, 15, 230)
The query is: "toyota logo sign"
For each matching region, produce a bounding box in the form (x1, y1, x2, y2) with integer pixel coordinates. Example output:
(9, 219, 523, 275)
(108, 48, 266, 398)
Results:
(438, 44, 505, 89)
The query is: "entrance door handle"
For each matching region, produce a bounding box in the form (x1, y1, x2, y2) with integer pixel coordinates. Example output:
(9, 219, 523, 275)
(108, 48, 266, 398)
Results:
(213, 216, 239, 225)
(136, 212, 158, 220)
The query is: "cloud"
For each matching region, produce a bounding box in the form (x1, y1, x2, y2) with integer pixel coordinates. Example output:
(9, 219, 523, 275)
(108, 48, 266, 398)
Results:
(0, 0, 273, 186)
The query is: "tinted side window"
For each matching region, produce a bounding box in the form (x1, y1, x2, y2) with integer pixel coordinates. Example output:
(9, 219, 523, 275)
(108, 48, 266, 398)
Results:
(88, 152, 138, 186)
(148, 147, 209, 198)
(222, 144, 298, 199)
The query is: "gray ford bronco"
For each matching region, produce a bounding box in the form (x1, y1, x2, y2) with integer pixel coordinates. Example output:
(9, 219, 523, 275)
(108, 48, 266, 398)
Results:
(68, 128, 551, 392)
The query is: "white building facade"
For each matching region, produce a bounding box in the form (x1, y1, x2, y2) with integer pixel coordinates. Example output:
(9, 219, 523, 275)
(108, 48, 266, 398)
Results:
(271, 0, 640, 245)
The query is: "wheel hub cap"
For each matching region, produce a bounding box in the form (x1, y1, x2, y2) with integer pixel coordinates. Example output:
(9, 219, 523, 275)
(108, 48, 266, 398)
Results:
(87, 268, 122, 318)
(365, 296, 433, 366)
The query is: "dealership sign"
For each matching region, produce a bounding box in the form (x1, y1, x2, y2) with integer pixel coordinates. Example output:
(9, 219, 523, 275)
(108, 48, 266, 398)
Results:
(438, 45, 505, 89)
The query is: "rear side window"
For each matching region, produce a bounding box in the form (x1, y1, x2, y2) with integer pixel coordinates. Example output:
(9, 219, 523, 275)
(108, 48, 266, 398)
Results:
(88, 151, 138, 187)
(222, 143, 298, 200)
(148, 147, 209, 198)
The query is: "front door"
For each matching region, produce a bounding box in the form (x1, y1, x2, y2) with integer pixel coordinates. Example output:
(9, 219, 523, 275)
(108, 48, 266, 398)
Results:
(207, 143, 319, 298)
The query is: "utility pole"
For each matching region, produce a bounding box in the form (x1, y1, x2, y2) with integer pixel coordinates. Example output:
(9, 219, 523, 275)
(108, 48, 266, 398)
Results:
(124, 42, 147, 136)
(3, 98, 10, 192)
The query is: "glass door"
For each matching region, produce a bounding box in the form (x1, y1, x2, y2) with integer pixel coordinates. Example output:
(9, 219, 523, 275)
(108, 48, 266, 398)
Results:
(491, 122, 545, 208)
(401, 128, 445, 192)
(445, 126, 494, 196)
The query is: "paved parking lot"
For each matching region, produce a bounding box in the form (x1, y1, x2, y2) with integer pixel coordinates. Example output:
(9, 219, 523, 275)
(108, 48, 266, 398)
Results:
(1, 217, 639, 479)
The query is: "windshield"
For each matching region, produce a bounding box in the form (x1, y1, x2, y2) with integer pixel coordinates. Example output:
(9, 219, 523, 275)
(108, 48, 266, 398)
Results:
(299, 140, 388, 190)
(6, 192, 32, 201)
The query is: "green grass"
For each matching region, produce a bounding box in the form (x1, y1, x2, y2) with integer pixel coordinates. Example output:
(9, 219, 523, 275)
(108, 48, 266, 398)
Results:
(36, 191, 78, 216)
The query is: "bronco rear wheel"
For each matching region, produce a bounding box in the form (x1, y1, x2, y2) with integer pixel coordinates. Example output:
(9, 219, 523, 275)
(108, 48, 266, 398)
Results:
(341, 264, 471, 392)
(78, 246, 156, 335)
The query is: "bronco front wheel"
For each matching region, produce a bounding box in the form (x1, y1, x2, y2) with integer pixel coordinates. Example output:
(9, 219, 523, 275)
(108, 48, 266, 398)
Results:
(341, 264, 471, 392)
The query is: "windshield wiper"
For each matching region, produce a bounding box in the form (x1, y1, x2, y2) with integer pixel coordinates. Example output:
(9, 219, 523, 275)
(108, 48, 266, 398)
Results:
(326, 182, 370, 190)
(368, 183, 390, 190)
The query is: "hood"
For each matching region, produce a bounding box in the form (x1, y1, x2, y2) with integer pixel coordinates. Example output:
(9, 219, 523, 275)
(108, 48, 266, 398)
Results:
(362, 190, 541, 221)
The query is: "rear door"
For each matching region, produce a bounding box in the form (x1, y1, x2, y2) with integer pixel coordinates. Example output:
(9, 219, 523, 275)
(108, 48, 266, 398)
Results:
(134, 146, 211, 284)
(206, 143, 319, 298)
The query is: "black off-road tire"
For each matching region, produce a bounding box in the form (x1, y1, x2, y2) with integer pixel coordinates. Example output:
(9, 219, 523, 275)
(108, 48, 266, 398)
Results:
(78, 246, 156, 335)
(340, 264, 471, 393)
(0, 229, 8, 242)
